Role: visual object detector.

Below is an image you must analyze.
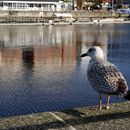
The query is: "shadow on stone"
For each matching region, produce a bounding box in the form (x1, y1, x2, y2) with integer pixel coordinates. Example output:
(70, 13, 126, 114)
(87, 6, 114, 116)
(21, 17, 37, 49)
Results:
(5, 110, 130, 130)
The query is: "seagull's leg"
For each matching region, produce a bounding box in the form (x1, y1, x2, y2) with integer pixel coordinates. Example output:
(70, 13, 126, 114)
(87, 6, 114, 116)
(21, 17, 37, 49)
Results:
(106, 95, 110, 110)
(98, 94, 102, 110)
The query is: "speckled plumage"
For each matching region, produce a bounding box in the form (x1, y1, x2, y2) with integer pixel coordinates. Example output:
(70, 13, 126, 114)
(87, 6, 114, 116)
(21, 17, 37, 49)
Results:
(81, 46, 130, 110)
(87, 59, 128, 98)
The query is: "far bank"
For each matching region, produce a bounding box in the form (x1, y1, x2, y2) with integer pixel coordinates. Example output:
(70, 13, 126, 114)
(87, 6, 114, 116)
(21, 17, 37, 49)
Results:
(0, 10, 129, 24)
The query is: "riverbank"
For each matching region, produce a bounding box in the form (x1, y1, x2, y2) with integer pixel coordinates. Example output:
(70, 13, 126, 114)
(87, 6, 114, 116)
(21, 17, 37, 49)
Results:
(0, 18, 129, 26)
(0, 101, 130, 130)
(0, 20, 129, 26)
(0, 10, 129, 25)
(0, 10, 116, 18)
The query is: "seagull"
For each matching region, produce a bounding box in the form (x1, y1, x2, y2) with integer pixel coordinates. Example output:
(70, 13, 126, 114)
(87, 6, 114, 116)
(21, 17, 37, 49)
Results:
(81, 46, 130, 110)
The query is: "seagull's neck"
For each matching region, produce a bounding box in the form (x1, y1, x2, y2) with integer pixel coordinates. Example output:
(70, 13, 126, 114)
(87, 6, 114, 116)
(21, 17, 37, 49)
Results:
(91, 51, 104, 61)
(91, 56, 104, 61)
(89, 57, 105, 68)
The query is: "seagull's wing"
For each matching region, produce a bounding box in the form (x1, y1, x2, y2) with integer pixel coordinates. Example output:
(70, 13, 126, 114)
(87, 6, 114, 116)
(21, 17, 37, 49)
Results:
(102, 62, 128, 96)
(87, 61, 128, 96)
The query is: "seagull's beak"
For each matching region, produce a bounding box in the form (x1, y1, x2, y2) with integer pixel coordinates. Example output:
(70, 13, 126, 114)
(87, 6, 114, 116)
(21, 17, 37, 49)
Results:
(80, 53, 87, 58)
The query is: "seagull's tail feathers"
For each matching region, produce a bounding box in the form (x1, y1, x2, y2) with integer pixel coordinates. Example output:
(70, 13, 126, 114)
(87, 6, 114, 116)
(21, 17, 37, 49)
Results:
(124, 90, 130, 100)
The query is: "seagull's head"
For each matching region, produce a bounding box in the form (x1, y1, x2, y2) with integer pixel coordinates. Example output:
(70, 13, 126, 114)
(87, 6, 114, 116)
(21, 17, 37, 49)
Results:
(80, 46, 104, 60)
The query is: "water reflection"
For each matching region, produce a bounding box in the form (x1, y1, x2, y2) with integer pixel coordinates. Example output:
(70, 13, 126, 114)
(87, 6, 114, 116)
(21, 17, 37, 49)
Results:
(22, 47, 34, 68)
(0, 24, 130, 117)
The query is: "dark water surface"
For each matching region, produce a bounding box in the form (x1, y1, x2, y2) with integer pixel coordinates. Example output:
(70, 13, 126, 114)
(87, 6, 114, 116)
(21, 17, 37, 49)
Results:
(0, 23, 130, 117)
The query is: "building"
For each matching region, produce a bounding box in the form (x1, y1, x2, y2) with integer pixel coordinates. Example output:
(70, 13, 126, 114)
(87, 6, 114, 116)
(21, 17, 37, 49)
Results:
(0, 0, 72, 11)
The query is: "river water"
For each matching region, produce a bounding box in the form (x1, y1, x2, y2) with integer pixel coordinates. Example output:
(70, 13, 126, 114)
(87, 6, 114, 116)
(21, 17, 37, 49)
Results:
(0, 23, 130, 117)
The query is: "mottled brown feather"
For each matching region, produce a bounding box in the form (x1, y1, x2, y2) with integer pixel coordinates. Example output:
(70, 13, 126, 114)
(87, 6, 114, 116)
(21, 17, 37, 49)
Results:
(87, 59, 128, 97)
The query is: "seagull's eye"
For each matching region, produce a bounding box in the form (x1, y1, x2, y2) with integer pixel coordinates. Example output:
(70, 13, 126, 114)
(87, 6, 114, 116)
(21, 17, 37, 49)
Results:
(88, 48, 95, 52)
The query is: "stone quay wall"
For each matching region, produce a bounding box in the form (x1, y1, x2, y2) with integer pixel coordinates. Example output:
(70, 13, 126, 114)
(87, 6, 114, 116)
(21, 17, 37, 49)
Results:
(0, 10, 122, 23)
(0, 10, 119, 18)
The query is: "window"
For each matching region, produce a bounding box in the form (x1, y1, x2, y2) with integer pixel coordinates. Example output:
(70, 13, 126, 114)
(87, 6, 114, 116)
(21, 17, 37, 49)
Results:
(0, 2, 3, 7)
(29, 4, 34, 7)
(8, 3, 12, 7)
(36, 4, 41, 7)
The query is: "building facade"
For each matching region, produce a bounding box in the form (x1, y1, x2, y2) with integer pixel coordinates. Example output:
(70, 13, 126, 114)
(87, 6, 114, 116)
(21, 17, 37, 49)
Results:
(0, 0, 72, 11)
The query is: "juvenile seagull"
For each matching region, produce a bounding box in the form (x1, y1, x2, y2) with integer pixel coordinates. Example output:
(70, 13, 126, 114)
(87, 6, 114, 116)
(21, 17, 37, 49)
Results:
(81, 46, 130, 110)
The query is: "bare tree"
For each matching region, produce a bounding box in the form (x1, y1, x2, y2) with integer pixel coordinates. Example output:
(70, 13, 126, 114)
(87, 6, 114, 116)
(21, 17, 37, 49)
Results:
(76, 0, 83, 10)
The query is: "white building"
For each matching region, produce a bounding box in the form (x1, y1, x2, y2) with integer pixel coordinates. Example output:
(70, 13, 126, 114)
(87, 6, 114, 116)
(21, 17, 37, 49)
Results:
(0, 0, 72, 11)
